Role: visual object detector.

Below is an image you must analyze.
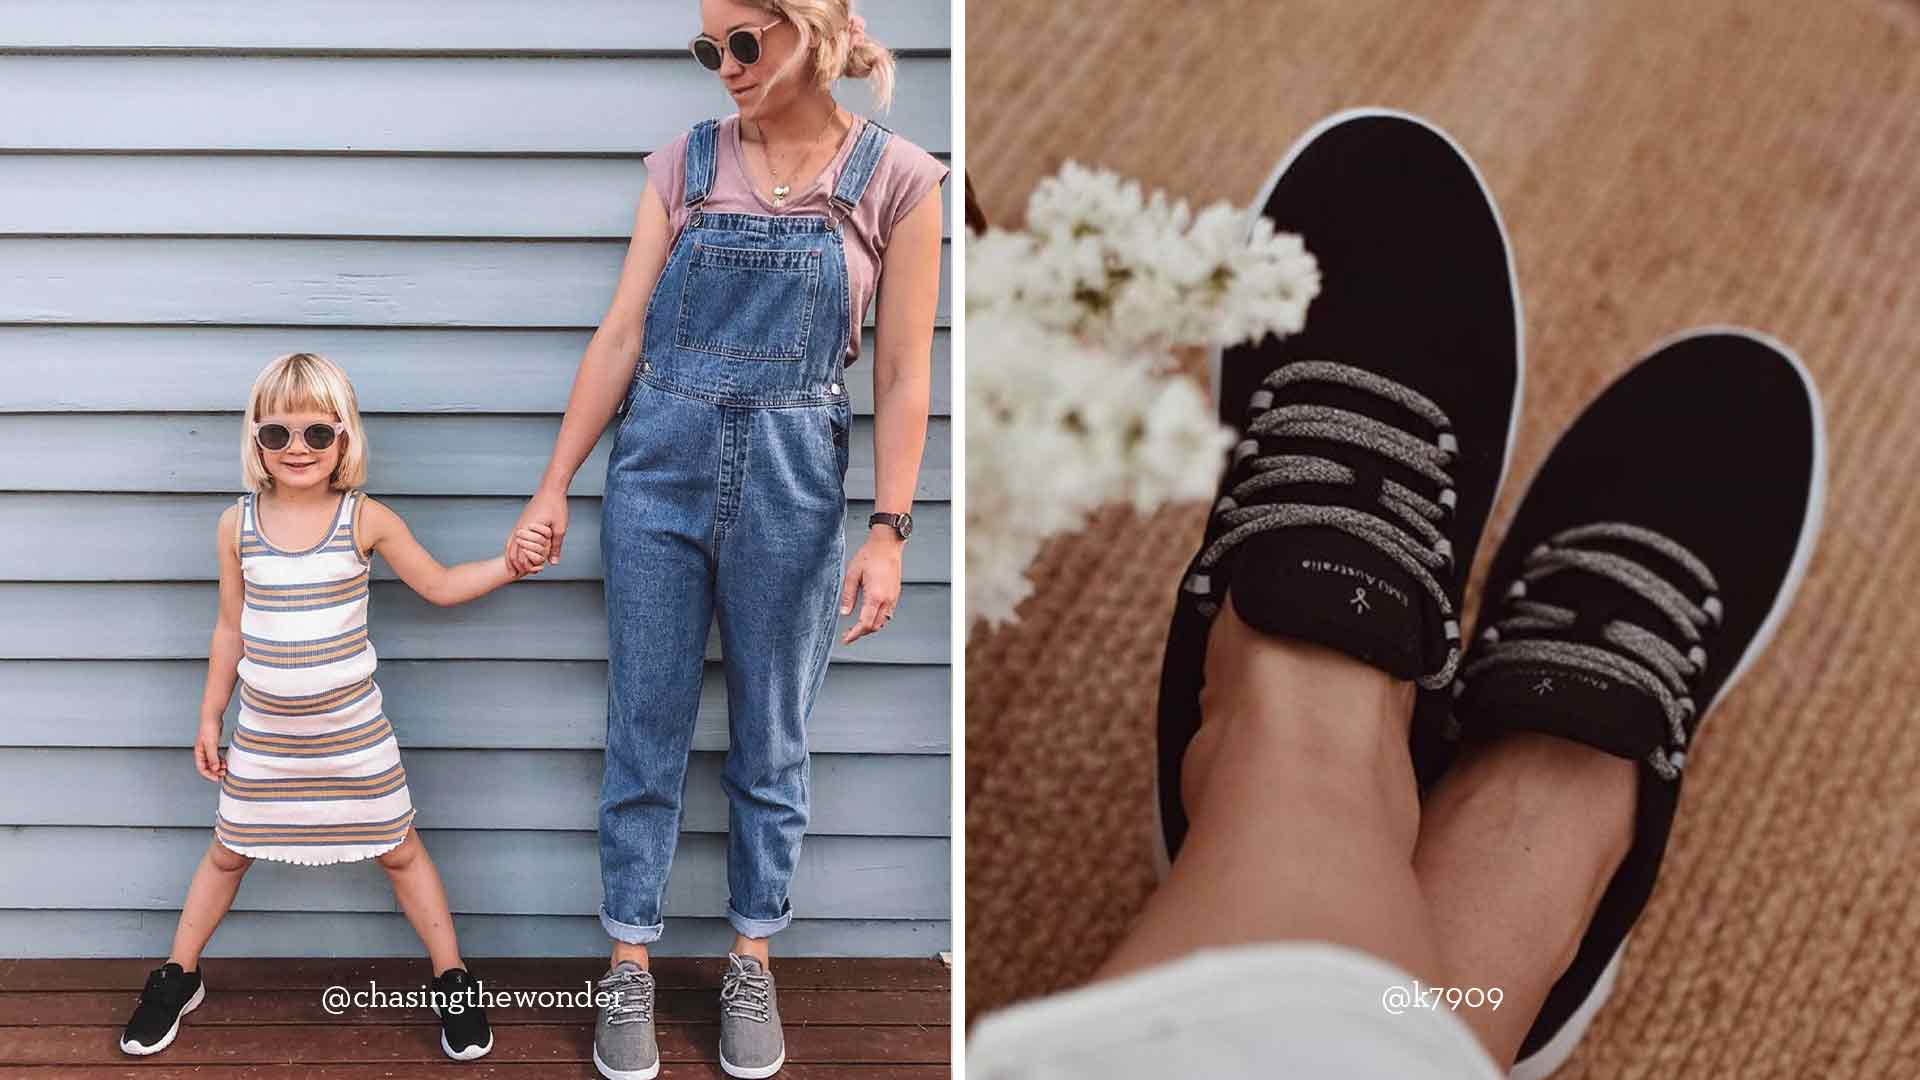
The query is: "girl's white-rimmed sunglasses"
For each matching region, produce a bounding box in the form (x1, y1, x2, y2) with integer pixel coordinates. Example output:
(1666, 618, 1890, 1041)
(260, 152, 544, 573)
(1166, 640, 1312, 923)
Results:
(690, 18, 782, 70)
(253, 420, 347, 453)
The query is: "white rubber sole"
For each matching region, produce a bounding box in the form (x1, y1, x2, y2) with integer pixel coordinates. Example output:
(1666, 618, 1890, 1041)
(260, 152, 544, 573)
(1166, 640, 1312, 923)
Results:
(594, 1042, 662, 1080)
(1153, 105, 1528, 882)
(719, 1047, 787, 1078)
(118, 978, 206, 1056)
(1509, 325, 1828, 1078)
(442, 1025, 495, 1061)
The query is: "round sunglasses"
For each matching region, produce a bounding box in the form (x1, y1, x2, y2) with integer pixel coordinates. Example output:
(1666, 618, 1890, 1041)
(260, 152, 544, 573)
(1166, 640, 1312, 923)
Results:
(690, 18, 782, 71)
(253, 420, 347, 453)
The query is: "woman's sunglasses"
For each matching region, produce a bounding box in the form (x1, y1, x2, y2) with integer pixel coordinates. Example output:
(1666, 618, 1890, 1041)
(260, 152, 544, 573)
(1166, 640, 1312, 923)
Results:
(253, 420, 347, 453)
(690, 18, 782, 71)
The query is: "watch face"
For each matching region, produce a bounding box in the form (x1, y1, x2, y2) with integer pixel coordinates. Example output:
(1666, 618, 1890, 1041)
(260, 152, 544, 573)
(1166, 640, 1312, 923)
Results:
(898, 512, 913, 539)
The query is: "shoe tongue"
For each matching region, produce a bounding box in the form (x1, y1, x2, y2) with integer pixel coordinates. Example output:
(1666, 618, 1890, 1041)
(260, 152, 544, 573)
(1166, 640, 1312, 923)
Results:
(1456, 654, 1671, 762)
(730, 954, 765, 974)
(1226, 524, 1434, 680)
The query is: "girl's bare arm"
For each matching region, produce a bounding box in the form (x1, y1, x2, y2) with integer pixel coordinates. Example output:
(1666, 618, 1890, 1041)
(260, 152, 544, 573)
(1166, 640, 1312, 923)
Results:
(361, 496, 550, 606)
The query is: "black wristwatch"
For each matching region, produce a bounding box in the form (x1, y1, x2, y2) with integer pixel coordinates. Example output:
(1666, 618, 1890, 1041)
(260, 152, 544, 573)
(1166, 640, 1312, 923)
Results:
(869, 511, 913, 541)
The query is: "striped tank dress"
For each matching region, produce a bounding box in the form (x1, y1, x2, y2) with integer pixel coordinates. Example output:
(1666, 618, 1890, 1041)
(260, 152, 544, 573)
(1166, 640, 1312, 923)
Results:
(215, 487, 415, 865)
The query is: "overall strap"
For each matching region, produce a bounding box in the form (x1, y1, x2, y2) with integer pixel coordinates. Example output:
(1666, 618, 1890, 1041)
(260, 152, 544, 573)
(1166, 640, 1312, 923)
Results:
(829, 118, 894, 218)
(684, 118, 721, 209)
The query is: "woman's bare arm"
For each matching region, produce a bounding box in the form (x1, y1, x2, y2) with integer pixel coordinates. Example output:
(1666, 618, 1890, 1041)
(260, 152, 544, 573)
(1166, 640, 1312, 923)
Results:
(840, 185, 941, 643)
(507, 180, 676, 571)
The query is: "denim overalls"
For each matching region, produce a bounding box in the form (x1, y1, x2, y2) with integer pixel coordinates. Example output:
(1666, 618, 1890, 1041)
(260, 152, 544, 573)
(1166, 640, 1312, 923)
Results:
(597, 117, 892, 945)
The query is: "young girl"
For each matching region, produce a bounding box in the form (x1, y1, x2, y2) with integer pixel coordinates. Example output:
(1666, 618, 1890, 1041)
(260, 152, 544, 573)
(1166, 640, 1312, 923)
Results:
(118, 352, 554, 1061)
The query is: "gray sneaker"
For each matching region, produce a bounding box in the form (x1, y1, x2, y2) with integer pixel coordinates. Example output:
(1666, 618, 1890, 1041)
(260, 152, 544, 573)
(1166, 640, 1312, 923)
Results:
(593, 961, 659, 1080)
(718, 953, 784, 1078)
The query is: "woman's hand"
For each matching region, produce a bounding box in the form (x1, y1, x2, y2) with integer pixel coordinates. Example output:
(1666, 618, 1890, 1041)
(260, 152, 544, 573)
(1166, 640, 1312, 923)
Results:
(194, 719, 226, 783)
(508, 523, 555, 579)
(508, 488, 569, 574)
(840, 534, 904, 645)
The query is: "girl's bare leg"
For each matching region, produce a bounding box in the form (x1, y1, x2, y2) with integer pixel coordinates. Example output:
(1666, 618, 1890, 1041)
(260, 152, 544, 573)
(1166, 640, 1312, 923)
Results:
(378, 827, 465, 976)
(168, 837, 254, 970)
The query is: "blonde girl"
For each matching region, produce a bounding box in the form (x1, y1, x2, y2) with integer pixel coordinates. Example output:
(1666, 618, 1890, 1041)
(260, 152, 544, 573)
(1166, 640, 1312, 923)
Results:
(118, 353, 553, 1063)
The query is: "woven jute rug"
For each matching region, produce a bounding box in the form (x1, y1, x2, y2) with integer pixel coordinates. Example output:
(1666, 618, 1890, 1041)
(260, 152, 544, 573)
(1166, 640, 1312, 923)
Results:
(964, 1, 1920, 1074)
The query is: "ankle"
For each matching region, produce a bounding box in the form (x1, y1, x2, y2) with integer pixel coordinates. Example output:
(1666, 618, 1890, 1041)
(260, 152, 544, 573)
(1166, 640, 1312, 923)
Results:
(1426, 732, 1638, 964)
(1186, 596, 1417, 800)
(611, 943, 650, 970)
(731, 937, 771, 968)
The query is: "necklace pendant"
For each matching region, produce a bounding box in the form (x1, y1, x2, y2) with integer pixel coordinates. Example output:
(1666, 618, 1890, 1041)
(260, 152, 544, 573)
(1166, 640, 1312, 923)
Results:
(772, 183, 790, 204)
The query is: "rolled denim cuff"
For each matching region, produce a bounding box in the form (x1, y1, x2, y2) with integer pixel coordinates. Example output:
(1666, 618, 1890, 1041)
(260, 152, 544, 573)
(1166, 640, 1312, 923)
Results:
(600, 903, 664, 945)
(726, 899, 793, 940)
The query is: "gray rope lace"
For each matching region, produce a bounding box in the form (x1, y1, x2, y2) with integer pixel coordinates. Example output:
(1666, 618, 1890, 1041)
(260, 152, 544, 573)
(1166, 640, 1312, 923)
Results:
(598, 966, 654, 1026)
(720, 964, 773, 1024)
(1181, 360, 1464, 689)
(1457, 522, 1721, 780)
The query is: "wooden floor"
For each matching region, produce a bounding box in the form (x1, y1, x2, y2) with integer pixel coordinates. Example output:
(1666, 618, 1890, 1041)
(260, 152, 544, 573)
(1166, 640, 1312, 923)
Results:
(0, 957, 950, 1077)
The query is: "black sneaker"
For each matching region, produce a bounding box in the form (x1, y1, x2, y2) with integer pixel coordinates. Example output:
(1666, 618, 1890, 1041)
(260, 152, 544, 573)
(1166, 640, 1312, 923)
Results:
(1154, 107, 1523, 870)
(1449, 328, 1825, 1078)
(119, 961, 205, 1055)
(432, 965, 495, 1061)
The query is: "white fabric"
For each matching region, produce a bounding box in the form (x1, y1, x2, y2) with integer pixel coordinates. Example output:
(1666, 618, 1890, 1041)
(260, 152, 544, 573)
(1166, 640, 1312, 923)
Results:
(967, 942, 1504, 1080)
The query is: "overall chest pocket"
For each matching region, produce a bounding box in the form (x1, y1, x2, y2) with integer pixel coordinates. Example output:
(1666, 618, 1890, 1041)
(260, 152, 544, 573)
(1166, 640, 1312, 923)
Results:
(675, 242, 822, 361)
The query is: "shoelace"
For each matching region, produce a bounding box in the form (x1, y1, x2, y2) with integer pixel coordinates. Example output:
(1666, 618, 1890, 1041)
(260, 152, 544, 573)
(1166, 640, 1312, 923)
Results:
(720, 965, 773, 1024)
(598, 966, 655, 1026)
(1181, 360, 1464, 688)
(1456, 522, 1721, 780)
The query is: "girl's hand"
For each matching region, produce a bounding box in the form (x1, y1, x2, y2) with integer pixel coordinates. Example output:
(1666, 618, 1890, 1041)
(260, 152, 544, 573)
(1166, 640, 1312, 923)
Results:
(194, 719, 226, 783)
(509, 523, 554, 578)
(508, 488, 569, 574)
(839, 537, 904, 645)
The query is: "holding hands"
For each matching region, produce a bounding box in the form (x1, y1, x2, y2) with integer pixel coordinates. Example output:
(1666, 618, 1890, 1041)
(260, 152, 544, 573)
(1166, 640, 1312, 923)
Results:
(507, 487, 568, 575)
(507, 520, 556, 578)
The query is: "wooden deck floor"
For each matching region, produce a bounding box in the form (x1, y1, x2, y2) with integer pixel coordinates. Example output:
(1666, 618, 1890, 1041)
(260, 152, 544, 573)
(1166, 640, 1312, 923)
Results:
(0, 957, 950, 1077)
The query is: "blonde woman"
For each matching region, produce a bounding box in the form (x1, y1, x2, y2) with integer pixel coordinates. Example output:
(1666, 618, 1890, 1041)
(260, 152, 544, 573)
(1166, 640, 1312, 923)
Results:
(502, 2, 946, 1076)
(118, 353, 553, 1062)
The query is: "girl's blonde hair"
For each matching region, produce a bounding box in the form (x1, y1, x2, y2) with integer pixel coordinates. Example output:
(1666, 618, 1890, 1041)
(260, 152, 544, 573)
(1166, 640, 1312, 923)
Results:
(240, 352, 368, 493)
(745, 0, 896, 110)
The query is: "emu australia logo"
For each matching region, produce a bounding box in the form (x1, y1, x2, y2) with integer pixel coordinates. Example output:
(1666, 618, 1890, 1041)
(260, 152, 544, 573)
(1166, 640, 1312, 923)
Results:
(1532, 677, 1555, 696)
(1301, 559, 1410, 608)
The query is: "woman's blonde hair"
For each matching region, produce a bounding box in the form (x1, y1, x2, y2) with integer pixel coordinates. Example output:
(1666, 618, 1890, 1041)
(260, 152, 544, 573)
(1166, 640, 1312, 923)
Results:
(240, 352, 368, 493)
(746, 0, 896, 110)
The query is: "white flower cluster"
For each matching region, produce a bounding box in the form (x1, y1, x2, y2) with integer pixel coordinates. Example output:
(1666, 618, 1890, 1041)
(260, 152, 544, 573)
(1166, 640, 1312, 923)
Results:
(966, 164, 1321, 627)
(968, 162, 1321, 357)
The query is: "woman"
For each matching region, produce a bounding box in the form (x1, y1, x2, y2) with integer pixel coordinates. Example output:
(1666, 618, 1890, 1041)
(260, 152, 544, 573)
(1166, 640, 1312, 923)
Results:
(505, 2, 945, 1077)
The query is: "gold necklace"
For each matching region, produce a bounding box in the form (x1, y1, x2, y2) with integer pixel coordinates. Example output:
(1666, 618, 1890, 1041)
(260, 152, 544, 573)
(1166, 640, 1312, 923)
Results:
(759, 107, 840, 205)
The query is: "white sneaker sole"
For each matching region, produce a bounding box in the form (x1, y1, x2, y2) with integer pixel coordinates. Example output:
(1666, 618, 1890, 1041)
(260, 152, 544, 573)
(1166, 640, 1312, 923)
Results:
(442, 1025, 494, 1061)
(1509, 325, 1828, 1079)
(594, 1042, 662, 1080)
(720, 1047, 787, 1078)
(118, 978, 206, 1056)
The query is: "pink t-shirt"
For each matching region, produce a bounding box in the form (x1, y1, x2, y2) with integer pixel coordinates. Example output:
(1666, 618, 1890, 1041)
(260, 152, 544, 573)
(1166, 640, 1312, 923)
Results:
(644, 114, 948, 366)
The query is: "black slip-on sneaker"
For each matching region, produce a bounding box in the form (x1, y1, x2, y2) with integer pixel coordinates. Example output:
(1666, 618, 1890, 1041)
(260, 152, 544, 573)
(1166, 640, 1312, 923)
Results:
(1448, 328, 1825, 1079)
(432, 965, 495, 1061)
(1154, 107, 1524, 873)
(119, 961, 205, 1056)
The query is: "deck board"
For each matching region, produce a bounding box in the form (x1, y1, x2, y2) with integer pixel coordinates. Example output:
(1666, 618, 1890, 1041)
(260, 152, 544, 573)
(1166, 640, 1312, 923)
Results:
(0, 957, 950, 1075)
